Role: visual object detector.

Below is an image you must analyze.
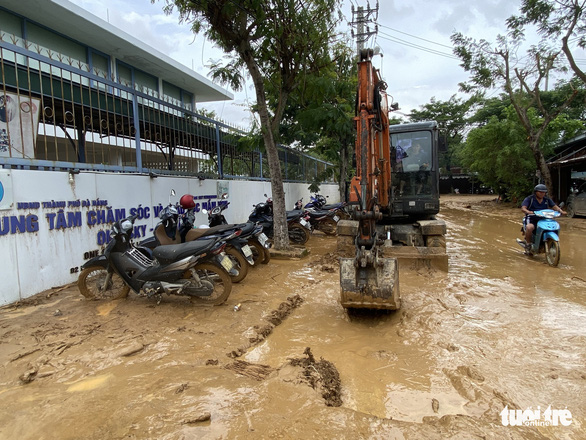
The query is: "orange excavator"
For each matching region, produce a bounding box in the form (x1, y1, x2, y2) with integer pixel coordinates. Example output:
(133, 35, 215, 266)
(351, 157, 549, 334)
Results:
(339, 49, 448, 310)
(339, 48, 400, 310)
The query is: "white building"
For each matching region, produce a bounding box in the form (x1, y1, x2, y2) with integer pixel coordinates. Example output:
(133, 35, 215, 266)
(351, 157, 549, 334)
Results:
(0, 0, 337, 305)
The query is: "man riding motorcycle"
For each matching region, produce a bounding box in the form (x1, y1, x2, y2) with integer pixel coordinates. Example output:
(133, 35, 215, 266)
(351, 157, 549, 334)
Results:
(520, 184, 566, 252)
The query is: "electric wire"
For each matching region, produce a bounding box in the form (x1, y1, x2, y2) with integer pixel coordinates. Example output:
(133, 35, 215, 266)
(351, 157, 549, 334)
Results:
(378, 23, 453, 49)
(378, 31, 460, 60)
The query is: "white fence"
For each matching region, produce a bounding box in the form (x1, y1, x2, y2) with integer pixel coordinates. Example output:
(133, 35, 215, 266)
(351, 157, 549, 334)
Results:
(0, 169, 339, 305)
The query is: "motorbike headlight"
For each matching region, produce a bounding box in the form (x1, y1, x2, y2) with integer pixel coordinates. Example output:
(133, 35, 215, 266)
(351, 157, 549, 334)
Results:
(121, 219, 133, 232)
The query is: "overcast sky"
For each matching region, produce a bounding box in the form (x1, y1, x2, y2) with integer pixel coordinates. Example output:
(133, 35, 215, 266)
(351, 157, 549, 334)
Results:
(74, 0, 551, 128)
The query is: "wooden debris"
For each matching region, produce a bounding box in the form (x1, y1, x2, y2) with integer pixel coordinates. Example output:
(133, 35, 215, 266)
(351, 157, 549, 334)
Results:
(224, 359, 274, 381)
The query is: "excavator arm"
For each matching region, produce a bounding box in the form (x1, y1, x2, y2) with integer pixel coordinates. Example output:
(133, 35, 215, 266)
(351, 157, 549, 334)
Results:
(340, 49, 400, 310)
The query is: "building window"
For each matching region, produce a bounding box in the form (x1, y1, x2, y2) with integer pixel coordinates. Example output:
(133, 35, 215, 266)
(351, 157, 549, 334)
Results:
(26, 22, 86, 63)
(89, 50, 110, 78)
(0, 9, 23, 37)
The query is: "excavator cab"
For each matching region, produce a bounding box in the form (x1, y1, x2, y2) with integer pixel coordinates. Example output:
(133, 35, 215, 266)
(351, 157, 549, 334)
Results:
(389, 121, 441, 219)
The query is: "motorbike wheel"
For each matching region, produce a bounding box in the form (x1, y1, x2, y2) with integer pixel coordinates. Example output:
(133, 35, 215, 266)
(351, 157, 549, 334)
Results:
(186, 263, 232, 305)
(319, 218, 338, 236)
(566, 203, 575, 218)
(248, 239, 269, 265)
(78, 266, 130, 300)
(225, 246, 249, 283)
(544, 238, 560, 267)
(288, 223, 310, 245)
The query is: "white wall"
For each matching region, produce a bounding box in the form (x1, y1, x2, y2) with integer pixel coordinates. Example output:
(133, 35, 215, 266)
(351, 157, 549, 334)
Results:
(0, 169, 339, 305)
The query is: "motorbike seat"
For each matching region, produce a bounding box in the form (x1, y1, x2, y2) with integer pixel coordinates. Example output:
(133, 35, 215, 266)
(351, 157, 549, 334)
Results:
(153, 238, 217, 265)
(236, 222, 255, 236)
(322, 203, 342, 210)
(306, 209, 332, 218)
(286, 210, 303, 220)
(155, 223, 240, 245)
(206, 222, 255, 237)
(185, 224, 239, 239)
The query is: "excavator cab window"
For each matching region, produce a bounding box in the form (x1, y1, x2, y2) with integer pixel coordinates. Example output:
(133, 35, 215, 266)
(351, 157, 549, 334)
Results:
(391, 131, 433, 197)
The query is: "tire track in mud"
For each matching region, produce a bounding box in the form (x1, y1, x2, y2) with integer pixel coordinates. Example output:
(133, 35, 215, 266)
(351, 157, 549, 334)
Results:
(224, 293, 304, 359)
(220, 258, 344, 408)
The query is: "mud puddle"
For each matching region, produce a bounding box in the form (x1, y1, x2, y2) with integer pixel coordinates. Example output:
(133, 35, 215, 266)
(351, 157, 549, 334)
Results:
(0, 195, 584, 439)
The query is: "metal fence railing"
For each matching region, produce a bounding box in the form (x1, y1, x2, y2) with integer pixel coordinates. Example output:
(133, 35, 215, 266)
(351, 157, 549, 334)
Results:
(0, 36, 334, 183)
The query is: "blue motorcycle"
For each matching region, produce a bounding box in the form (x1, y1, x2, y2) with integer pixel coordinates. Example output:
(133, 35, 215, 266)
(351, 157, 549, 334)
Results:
(303, 194, 350, 220)
(516, 209, 561, 267)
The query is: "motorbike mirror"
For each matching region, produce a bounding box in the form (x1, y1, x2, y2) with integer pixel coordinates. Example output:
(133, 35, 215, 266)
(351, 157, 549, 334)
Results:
(202, 209, 208, 215)
(220, 192, 228, 200)
(169, 189, 176, 204)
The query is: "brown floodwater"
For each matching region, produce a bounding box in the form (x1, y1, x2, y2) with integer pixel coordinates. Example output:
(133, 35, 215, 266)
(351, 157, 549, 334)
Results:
(0, 195, 584, 439)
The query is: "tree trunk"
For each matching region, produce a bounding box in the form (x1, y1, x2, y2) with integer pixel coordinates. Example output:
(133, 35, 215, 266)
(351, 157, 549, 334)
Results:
(530, 138, 553, 193)
(339, 144, 348, 201)
(241, 50, 290, 250)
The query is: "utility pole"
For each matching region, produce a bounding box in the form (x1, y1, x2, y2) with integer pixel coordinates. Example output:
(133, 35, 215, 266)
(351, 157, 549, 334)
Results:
(350, 2, 379, 56)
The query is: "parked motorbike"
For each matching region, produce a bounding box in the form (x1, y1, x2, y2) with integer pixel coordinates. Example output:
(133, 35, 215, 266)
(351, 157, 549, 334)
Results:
(304, 208, 339, 235)
(516, 209, 561, 267)
(200, 193, 272, 264)
(78, 211, 233, 305)
(249, 195, 311, 245)
(295, 197, 340, 235)
(304, 194, 350, 219)
(150, 200, 251, 284)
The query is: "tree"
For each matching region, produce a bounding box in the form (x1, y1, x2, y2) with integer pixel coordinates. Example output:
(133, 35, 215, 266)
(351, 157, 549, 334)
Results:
(160, 0, 341, 249)
(460, 105, 540, 201)
(452, 32, 579, 191)
(409, 95, 478, 173)
(280, 42, 357, 200)
(459, 86, 585, 201)
(508, 0, 586, 84)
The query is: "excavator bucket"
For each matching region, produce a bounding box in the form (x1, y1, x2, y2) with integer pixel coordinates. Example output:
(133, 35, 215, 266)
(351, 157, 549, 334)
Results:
(339, 255, 400, 310)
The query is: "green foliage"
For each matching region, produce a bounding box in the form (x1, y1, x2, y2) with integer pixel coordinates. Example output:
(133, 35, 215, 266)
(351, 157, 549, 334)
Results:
(308, 178, 321, 193)
(459, 87, 585, 201)
(451, 20, 584, 192)
(159, 0, 343, 249)
(468, 95, 510, 124)
(409, 95, 479, 172)
(278, 42, 356, 142)
(459, 106, 536, 201)
(237, 121, 266, 152)
(267, 41, 357, 188)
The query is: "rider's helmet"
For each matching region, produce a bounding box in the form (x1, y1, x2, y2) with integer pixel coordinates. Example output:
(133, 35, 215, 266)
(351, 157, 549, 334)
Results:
(534, 184, 548, 193)
(179, 194, 195, 209)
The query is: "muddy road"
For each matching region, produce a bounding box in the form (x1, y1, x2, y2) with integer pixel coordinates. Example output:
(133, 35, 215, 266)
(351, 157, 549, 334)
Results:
(1, 195, 585, 439)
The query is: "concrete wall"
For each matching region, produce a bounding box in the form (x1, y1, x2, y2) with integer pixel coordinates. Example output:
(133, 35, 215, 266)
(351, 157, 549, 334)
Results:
(0, 169, 339, 305)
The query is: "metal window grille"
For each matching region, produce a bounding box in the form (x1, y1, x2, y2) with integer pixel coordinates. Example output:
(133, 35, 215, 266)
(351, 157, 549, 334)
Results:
(0, 37, 334, 183)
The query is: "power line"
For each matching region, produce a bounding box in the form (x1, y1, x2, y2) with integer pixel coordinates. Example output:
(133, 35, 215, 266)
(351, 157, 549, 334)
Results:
(378, 31, 460, 60)
(378, 23, 453, 49)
